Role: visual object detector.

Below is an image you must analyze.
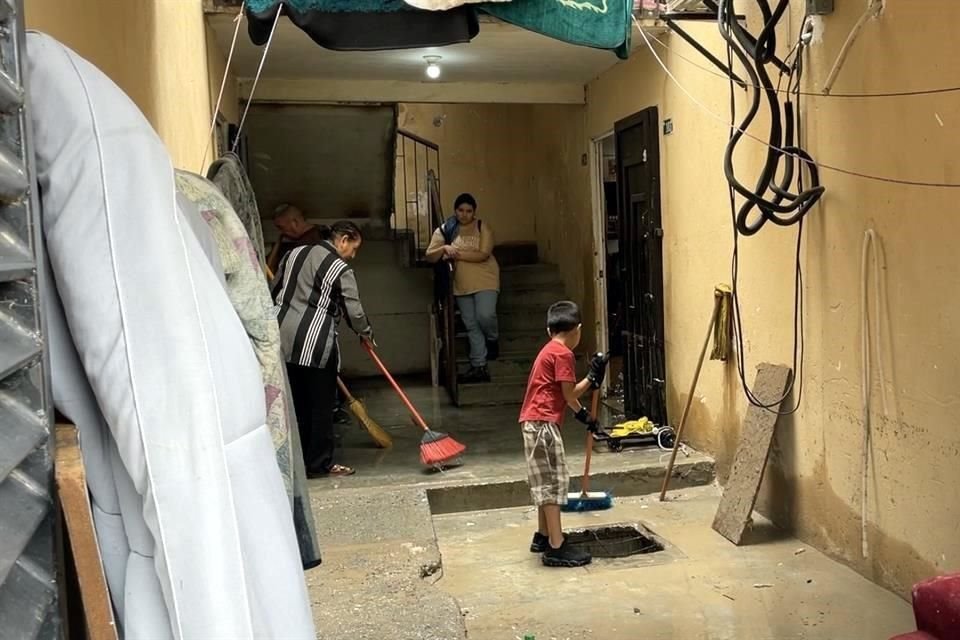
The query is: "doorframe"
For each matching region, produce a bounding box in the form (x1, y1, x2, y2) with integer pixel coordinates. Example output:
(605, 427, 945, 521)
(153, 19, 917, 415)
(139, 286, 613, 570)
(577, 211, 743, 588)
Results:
(589, 130, 613, 394)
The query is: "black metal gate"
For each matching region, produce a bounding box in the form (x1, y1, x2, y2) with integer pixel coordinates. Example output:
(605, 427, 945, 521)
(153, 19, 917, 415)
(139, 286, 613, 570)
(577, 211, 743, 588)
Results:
(616, 107, 667, 426)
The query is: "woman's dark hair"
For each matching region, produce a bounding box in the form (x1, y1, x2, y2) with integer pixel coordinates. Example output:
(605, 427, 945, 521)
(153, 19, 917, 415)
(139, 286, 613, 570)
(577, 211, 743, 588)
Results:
(319, 221, 362, 242)
(454, 193, 477, 211)
(547, 301, 581, 335)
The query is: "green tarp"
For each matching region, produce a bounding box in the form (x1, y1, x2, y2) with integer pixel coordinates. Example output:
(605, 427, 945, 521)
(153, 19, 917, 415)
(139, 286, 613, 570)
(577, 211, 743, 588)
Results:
(246, 0, 632, 58)
(480, 0, 633, 59)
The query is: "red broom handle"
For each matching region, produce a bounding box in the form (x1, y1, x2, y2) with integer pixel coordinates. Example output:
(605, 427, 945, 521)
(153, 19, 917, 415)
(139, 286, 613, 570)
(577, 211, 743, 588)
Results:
(581, 389, 601, 496)
(362, 341, 430, 433)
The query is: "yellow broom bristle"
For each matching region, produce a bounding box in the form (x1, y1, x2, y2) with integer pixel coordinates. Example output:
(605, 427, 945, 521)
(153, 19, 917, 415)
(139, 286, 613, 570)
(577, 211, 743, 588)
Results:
(348, 399, 393, 449)
(711, 284, 733, 362)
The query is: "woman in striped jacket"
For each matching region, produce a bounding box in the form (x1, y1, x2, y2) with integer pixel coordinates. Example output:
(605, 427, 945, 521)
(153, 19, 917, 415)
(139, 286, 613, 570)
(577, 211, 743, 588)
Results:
(271, 221, 374, 477)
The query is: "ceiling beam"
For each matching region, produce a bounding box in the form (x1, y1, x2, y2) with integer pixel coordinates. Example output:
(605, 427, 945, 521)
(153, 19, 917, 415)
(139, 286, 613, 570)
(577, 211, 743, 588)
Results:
(239, 78, 586, 105)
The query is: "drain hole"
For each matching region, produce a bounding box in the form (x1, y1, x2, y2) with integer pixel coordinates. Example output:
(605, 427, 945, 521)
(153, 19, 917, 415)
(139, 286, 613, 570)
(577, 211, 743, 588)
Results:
(565, 523, 665, 558)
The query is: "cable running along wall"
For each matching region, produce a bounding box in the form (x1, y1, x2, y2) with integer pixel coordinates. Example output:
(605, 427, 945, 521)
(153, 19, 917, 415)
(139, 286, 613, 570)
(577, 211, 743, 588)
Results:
(719, 0, 819, 412)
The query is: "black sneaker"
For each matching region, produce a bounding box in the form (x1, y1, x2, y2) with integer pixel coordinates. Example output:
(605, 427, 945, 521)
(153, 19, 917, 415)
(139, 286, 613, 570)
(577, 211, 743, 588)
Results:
(486, 339, 500, 361)
(530, 532, 549, 553)
(542, 538, 592, 568)
(458, 366, 491, 384)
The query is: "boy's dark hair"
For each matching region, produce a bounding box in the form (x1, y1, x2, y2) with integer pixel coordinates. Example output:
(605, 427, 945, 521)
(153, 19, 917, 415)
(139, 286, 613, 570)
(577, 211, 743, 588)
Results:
(547, 301, 581, 335)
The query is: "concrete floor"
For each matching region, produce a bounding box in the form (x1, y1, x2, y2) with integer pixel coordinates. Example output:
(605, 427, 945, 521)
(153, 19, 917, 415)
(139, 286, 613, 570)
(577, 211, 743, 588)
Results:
(311, 377, 713, 503)
(433, 485, 914, 640)
(303, 380, 912, 639)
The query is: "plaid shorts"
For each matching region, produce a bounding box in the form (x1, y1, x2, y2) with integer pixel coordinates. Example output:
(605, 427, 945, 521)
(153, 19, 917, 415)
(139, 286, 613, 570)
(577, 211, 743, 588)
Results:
(521, 421, 570, 506)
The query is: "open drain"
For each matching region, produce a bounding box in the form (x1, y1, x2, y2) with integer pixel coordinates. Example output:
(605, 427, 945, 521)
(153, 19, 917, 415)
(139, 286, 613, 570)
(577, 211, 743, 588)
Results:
(565, 523, 665, 559)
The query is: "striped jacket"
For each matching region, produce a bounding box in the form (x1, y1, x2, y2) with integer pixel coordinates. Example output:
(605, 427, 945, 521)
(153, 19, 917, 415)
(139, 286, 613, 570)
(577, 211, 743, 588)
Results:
(271, 241, 373, 369)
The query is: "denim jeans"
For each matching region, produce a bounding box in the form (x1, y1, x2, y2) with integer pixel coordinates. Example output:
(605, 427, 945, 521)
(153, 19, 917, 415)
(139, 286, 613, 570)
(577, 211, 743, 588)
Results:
(456, 290, 499, 367)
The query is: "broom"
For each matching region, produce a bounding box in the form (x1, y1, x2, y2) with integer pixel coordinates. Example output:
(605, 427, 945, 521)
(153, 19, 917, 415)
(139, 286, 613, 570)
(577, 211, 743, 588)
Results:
(336, 377, 392, 449)
(660, 285, 733, 501)
(361, 342, 466, 467)
(563, 389, 613, 512)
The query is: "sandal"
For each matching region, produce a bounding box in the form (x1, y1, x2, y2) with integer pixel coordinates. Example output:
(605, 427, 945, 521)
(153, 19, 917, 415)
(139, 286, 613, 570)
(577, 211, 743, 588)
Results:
(327, 464, 356, 477)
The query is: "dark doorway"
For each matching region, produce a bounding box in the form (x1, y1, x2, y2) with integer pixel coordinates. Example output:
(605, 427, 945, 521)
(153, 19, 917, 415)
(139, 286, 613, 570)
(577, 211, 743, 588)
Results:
(615, 106, 667, 426)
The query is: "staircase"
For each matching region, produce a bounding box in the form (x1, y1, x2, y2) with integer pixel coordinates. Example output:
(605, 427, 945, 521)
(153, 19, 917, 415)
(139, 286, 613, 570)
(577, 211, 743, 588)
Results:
(457, 261, 571, 408)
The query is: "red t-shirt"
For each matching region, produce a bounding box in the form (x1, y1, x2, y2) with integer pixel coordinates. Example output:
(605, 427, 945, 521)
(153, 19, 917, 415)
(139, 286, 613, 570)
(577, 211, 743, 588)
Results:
(518, 339, 577, 426)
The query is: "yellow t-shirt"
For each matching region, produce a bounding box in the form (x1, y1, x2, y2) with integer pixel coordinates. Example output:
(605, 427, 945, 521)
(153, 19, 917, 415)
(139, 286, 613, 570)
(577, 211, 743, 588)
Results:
(428, 221, 500, 296)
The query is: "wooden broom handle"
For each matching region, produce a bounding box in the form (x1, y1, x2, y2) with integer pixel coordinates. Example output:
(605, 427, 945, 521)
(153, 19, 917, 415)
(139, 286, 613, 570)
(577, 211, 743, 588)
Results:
(363, 342, 431, 433)
(659, 292, 723, 501)
(336, 376, 354, 402)
(581, 389, 601, 496)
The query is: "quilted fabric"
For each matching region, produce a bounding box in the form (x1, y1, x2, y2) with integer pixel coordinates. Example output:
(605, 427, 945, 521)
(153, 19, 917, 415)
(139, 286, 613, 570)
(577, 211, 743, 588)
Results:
(175, 170, 321, 569)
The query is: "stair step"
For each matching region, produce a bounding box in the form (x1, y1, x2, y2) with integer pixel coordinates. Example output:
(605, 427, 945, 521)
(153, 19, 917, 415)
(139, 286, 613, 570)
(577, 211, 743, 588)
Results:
(454, 309, 547, 334)
(492, 242, 538, 267)
(457, 351, 585, 378)
(458, 376, 527, 407)
(456, 330, 545, 355)
(499, 264, 563, 288)
(497, 289, 565, 311)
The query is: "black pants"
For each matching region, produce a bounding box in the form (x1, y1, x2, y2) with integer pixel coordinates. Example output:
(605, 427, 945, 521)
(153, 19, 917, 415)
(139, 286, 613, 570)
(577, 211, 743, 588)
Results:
(287, 354, 338, 475)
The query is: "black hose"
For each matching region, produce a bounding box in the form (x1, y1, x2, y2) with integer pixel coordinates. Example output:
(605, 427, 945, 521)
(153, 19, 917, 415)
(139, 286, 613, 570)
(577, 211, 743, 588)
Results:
(718, 0, 825, 237)
(720, 0, 813, 413)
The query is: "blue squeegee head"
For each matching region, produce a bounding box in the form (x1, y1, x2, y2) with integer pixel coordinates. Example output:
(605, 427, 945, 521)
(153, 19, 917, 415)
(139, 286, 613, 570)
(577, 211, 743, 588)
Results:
(562, 492, 613, 512)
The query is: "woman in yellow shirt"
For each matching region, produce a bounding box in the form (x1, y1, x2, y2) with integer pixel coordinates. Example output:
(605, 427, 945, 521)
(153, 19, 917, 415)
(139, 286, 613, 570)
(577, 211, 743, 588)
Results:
(426, 193, 500, 383)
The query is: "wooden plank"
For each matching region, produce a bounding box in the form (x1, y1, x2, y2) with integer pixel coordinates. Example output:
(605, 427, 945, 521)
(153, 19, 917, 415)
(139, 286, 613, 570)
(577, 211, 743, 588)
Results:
(55, 424, 119, 640)
(712, 364, 793, 545)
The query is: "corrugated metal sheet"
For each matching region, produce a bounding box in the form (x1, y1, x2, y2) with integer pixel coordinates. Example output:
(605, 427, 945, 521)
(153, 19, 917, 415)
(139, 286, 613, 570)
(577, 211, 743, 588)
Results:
(0, 0, 60, 637)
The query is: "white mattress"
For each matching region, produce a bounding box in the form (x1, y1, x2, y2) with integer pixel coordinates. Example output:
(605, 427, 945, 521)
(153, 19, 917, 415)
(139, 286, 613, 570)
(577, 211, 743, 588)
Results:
(28, 31, 314, 639)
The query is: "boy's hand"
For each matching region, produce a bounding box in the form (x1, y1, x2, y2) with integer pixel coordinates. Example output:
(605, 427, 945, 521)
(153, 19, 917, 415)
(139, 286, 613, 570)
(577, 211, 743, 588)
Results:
(574, 407, 600, 433)
(587, 352, 611, 389)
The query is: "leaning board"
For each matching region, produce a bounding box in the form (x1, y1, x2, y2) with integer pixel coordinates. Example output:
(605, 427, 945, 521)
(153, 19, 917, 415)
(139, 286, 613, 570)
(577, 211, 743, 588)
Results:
(712, 364, 793, 545)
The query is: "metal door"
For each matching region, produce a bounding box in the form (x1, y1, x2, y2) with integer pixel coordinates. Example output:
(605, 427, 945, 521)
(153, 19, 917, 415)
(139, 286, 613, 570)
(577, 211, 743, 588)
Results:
(615, 107, 667, 425)
(0, 1, 61, 637)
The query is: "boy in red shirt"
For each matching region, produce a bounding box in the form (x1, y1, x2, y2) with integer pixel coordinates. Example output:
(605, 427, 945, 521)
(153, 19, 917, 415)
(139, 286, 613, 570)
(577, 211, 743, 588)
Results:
(519, 301, 608, 567)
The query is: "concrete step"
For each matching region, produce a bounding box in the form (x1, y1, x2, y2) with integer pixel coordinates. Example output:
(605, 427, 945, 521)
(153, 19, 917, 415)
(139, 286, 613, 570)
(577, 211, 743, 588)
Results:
(457, 351, 584, 379)
(455, 309, 547, 334)
(455, 330, 545, 355)
(499, 264, 563, 288)
(497, 287, 566, 310)
(492, 242, 538, 267)
(458, 376, 527, 407)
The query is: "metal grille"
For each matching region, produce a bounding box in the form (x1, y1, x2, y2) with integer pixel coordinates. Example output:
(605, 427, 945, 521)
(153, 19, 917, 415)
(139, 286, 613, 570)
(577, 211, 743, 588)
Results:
(0, 1, 60, 638)
(393, 129, 441, 265)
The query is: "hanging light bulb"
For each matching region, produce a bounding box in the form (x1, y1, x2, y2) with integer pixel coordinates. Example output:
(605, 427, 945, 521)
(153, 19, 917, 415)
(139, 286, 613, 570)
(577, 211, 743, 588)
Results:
(424, 56, 442, 80)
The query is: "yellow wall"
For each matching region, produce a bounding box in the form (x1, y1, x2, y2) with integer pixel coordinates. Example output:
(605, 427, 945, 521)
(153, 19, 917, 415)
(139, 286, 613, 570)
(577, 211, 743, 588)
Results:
(527, 105, 595, 347)
(398, 103, 541, 244)
(399, 103, 595, 345)
(205, 21, 240, 125)
(581, 1, 960, 597)
(26, 0, 219, 171)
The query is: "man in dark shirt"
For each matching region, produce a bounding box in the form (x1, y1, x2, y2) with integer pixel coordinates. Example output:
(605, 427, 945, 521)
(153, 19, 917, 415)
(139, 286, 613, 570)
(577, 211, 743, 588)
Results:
(266, 204, 325, 274)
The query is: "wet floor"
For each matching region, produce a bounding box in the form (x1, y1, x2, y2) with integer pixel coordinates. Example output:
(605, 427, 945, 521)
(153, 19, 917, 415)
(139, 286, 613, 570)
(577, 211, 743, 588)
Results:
(310, 377, 712, 495)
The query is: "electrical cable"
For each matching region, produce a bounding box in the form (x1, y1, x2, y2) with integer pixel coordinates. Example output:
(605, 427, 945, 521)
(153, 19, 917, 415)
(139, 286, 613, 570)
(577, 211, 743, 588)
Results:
(200, 2, 244, 172)
(718, 0, 825, 236)
(648, 32, 960, 99)
(722, 3, 807, 413)
(636, 20, 960, 190)
(232, 3, 282, 155)
(822, 0, 884, 95)
(860, 229, 889, 558)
